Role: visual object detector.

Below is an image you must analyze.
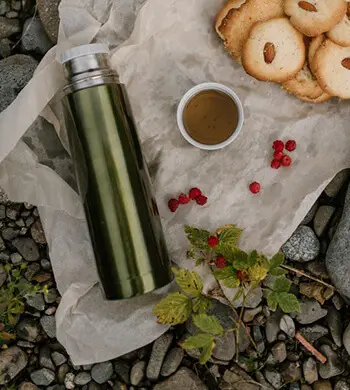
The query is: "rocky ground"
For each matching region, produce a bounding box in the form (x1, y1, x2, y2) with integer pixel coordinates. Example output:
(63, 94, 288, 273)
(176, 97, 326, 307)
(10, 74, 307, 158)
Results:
(2, 1, 350, 389)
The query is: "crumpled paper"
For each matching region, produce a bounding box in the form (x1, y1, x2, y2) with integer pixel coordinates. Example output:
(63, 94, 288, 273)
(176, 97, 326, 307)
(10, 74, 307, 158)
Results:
(1, 0, 350, 364)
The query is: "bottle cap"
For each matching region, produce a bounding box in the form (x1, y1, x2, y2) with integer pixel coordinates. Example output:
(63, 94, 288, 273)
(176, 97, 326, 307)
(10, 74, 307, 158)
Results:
(60, 43, 110, 64)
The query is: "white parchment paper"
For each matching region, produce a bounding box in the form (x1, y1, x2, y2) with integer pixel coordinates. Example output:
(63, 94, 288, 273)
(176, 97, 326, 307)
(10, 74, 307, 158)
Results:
(1, 0, 350, 364)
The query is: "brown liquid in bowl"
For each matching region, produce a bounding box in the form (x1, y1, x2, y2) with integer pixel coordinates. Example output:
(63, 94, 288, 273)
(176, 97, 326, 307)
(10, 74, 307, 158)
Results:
(183, 90, 239, 145)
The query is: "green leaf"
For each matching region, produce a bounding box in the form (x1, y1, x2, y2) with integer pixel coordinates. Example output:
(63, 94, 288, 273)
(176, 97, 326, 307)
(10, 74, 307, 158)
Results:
(277, 292, 301, 313)
(200, 341, 214, 365)
(269, 268, 287, 276)
(193, 296, 212, 313)
(218, 225, 243, 247)
(267, 292, 279, 311)
(269, 252, 285, 270)
(273, 277, 292, 293)
(260, 254, 270, 269)
(238, 356, 259, 373)
(193, 314, 224, 335)
(181, 333, 214, 349)
(195, 258, 205, 267)
(213, 267, 236, 280)
(222, 276, 240, 288)
(230, 249, 249, 270)
(184, 226, 210, 250)
(172, 268, 203, 296)
(153, 292, 192, 325)
(187, 248, 196, 259)
(247, 250, 258, 267)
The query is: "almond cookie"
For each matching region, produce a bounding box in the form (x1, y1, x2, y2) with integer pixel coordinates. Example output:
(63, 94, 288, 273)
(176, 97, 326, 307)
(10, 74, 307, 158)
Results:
(308, 34, 326, 64)
(215, 0, 284, 61)
(284, 0, 347, 37)
(327, 4, 350, 46)
(242, 18, 305, 82)
(312, 39, 350, 98)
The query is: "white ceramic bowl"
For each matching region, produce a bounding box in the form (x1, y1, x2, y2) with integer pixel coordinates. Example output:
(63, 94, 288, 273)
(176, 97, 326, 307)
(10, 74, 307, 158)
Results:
(177, 82, 244, 151)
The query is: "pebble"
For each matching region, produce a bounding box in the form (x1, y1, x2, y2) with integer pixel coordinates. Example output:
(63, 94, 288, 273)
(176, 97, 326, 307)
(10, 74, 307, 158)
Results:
(22, 17, 53, 55)
(314, 206, 336, 237)
(40, 315, 56, 338)
(266, 311, 282, 343)
(282, 226, 320, 262)
(271, 342, 287, 363)
(161, 347, 184, 377)
(255, 372, 274, 390)
(75, 372, 92, 385)
(2, 226, 19, 240)
(318, 345, 344, 379)
(146, 332, 173, 380)
(10, 252, 23, 264)
(45, 288, 58, 303)
(6, 10, 18, 18)
(0, 204, 5, 218)
(64, 372, 76, 389)
(130, 360, 146, 386)
(243, 306, 262, 322)
(0, 16, 20, 39)
(313, 380, 332, 390)
(39, 345, 55, 371)
(37, 0, 60, 43)
(16, 318, 41, 342)
(281, 361, 302, 383)
(298, 325, 328, 343)
(264, 368, 282, 389)
(301, 201, 318, 225)
(326, 306, 342, 347)
(253, 326, 265, 354)
(335, 380, 350, 390)
(0, 346, 28, 385)
(295, 299, 327, 324)
(17, 341, 35, 348)
(280, 315, 295, 337)
(325, 170, 350, 197)
(303, 357, 318, 384)
(301, 386, 312, 390)
(91, 361, 113, 384)
(306, 261, 329, 280)
(332, 294, 345, 310)
(30, 368, 55, 386)
(0, 0, 10, 15)
(30, 219, 47, 244)
(25, 263, 40, 281)
(57, 363, 70, 384)
(26, 293, 45, 311)
(114, 360, 131, 383)
(12, 237, 39, 261)
(41, 258, 51, 270)
(289, 384, 300, 390)
(0, 264, 6, 287)
(19, 382, 40, 390)
(0, 235, 4, 251)
(51, 351, 67, 366)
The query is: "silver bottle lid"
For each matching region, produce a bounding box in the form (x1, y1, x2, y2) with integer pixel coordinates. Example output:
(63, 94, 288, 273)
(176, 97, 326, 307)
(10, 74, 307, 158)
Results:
(60, 43, 110, 64)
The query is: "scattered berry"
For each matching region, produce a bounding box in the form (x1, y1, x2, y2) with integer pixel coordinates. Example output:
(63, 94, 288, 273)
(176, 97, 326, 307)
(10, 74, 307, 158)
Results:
(195, 195, 208, 206)
(272, 140, 284, 153)
(249, 182, 261, 194)
(208, 236, 219, 248)
(168, 198, 179, 212)
(178, 193, 190, 204)
(215, 256, 227, 269)
(281, 155, 292, 167)
(285, 140, 297, 152)
(237, 270, 244, 281)
(189, 187, 202, 200)
(273, 151, 284, 160)
(271, 159, 281, 169)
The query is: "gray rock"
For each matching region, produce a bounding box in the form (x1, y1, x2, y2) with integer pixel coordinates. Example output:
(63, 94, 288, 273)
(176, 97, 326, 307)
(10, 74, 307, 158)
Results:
(12, 237, 39, 261)
(0, 264, 6, 287)
(282, 226, 320, 262)
(303, 357, 318, 384)
(298, 324, 328, 343)
(17, 341, 35, 348)
(16, 318, 41, 342)
(281, 361, 302, 383)
(30, 219, 47, 244)
(75, 372, 92, 386)
(264, 368, 282, 389)
(301, 386, 312, 390)
(0, 346, 27, 384)
(243, 306, 263, 323)
(280, 315, 295, 337)
(306, 261, 329, 279)
(114, 360, 130, 384)
(22, 16, 53, 55)
(25, 263, 40, 281)
(271, 342, 287, 363)
(266, 311, 282, 343)
(314, 206, 336, 237)
(26, 293, 45, 311)
(6, 10, 18, 18)
(88, 383, 102, 390)
(332, 294, 345, 310)
(45, 288, 58, 304)
(0, 204, 5, 218)
(0, 54, 38, 112)
(64, 372, 75, 389)
(41, 258, 51, 270)
(343, 322, 350, 355)
(10, 252, 23, 264)
(325, 170, 350, 197)
(2, 227, 19, 240)
(0, 235, 5, 251)
(161, 347, 184, 377)
(40, 315, 56, 338)
(0, 1, 10, 15)
(153, 367, 208, 390)
(253, 326, 265, 354)
(37, 0, 60, 43)
(318, 345, 344, 379)
(301, 201, 318, 225)
(130, 360, 146, 386)
(314, 381, 332, 390)
(51, 351, 67, 366)
(254, 372, 274, 390)
(0, 16, 20, 39)
(326, 306, 342, 347)
(289, 384, 300, 390)
(295, 299, 327, 324)
(19, 382, 40, 390)
(335, 380, 350, 390)
(146, 332, 173, 381)
(30, 368, 55, 386)
(57, 363, 70, 384)
(39, 345, 55, 371)
(91, 361, 113, 384)
(222, 365, 260, 390)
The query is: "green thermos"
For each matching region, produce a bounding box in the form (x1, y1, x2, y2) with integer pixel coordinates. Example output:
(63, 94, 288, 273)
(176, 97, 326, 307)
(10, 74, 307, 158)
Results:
(60, 44, 172, 300)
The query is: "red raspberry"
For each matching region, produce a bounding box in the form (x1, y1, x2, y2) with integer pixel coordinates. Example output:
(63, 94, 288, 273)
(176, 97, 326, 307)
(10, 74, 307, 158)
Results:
(281, 155, 292, 167)
(215, 256, 227, 269)
(273, 151, 284, 161)
(237, 270, 244, 281)
(249, 182, 261, 194)
(208, 236, 219, 248)
(178, 193, 190, 204)
(271, 159, 281, 169)
(272, 140, 284, 153)
(195, 195, 208, 206)
(189, 187, 202, 200)
(168, 198, 179, 212)
(285, 140, 297, 152)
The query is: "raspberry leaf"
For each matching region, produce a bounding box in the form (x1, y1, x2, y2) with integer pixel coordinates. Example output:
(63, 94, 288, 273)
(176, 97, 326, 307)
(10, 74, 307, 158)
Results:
(217, 225, 243, 246)
(270, 268, 287, 276)
(269, 252, 285, 270)
(230, 249, 249, 270)
(222, 276, 241, 288)
(277, 292, 301, 313)
(200, 341, 214, 365)
(181, 333, 214, 349)
(248, 264, 268, 282)
(193, 296, 212, 314)
(267, 291, 279, 311)
(195, 258, 205, 267)
(193, 314, 224, 335)
(273, 277, 292, 293)
(213, 267, 236, 280)
(153, 292, 192, 325)
(184, 226, 210, 249)
(247, 250, 258, 267)
(172, 268, 203, 296)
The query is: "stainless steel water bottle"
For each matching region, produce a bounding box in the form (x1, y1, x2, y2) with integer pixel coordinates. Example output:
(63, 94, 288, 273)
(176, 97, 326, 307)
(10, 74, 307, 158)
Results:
(60, 44, 172, 300)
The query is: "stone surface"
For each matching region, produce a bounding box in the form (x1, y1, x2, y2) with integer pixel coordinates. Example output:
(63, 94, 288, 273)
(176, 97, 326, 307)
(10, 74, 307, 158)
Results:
(22, 17, 53, 55)
(0, 346, 27, 384)
(12, 237, 39, 261)
(16, 318, 41, 342)
(280, 315, 295, 337)
(37, 0, 60, 43)
(0, 16, 20, 39)
(57, 363, 69, 384)
(264, 368, 282, 389)
(0, 54, 38, 112)
(282, 226, 320, 262)
(30, 368, 55, 386)
(39, 345, 55, 371)
(335, 380, 350, 390)
(325, 169, 350, 197)
(295, 299, 327, 324)
(243, 306, 262, 322)
(64, 372, 75, 389)
(298, 325, 328, 343)
(146, 332, 173, 381)
(313, 381, 332, 390)
(130, 360, 146, 386)
(91, 362, 113, 384)
(2, 227, 19, 240)
(271, 342, 287, 363)
(51, 351, 67, 366)
(318, 345, 344, 379)
(153, 367, 207, 390)
(0, 264, 6, 287)
(303, 357, 318, 384)
(266, 311, 282, 343)
(30, 219, 47, 244)
(281, 361, 302, 383)
(19, 382, 40, 390)
(313, 206, 336, 237)
(75, 371, 92, 385)
(301, 201, 318, 225)
(114, 360, 130, 384)
(326, 306, 342, 347)
(26, 293, 45, 311)
(160, 347, 184, 377)
(40, 315, 56, 338)
(222, 365, 260, 390)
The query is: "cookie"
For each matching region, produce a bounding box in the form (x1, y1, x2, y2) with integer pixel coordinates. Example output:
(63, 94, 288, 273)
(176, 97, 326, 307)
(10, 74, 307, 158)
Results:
(308, 34, 326, 64)
(327, 4, 350, 46)
(242, 18, 305, 82)
(311, 39, 350, 98)
(215, 0, 284, 61)
(284, 0, 347, 37)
